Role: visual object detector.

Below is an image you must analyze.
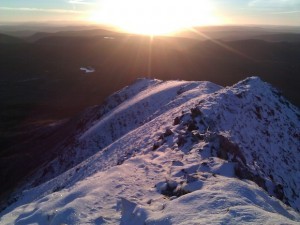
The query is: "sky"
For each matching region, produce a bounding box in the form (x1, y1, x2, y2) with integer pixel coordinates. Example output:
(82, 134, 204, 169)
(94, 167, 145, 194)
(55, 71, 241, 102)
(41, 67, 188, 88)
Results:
(0, 0, 299, 27)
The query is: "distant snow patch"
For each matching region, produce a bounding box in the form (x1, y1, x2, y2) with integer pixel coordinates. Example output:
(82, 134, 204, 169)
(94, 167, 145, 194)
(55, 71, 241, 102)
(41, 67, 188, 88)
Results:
(80, 66, 95, 74)
(104, 36, 115, 40)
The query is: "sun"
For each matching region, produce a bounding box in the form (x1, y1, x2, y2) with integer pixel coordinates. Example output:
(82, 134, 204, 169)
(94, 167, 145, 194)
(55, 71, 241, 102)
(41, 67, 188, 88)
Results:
(89, 0, 220, 35)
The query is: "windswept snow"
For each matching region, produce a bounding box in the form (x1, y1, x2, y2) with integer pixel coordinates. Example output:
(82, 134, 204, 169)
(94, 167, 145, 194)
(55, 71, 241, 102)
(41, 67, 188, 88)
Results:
(0, 77, 299, 225)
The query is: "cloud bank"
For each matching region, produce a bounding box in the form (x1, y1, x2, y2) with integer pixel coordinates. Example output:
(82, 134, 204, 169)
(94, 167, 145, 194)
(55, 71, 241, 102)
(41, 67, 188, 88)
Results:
(0, 7, 83, 14)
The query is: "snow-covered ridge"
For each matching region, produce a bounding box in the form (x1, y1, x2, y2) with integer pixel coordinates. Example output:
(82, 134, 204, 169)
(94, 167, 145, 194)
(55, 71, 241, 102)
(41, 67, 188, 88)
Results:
(165, 76, 300, 210)
(17, 78, 221, 190)
(0, 77, 299, 224)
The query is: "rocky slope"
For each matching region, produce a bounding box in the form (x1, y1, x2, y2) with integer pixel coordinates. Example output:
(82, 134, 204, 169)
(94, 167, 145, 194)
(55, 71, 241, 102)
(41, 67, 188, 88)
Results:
(0, 77, 299, 224)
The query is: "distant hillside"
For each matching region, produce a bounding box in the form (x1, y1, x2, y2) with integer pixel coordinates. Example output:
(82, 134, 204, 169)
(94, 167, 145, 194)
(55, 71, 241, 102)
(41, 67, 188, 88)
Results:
(176, 26, 300, 41)
(253, 33, 300, 42)
(26, 28, 120, 42)
(0, 24, 103, 38)
(0, 33, 24, 44)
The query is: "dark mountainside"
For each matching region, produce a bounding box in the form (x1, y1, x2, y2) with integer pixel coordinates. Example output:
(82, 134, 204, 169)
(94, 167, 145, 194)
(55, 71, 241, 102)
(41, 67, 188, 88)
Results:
(0, 34, 24, 44)
(0, 27, 299, 208)
(25, 28, 119, 43)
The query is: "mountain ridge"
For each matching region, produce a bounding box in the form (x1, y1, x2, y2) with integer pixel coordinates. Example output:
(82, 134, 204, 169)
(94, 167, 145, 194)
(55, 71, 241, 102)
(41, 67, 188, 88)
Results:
(0, 76, 299, 224)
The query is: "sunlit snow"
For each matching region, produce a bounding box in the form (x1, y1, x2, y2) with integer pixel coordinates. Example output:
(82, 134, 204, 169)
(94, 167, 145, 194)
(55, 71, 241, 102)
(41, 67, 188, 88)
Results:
(1, 77, 299, 225)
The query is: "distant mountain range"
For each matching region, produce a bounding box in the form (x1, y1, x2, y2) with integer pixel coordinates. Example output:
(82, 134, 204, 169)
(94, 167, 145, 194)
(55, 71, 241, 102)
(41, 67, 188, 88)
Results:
(1, 24, 300, 42)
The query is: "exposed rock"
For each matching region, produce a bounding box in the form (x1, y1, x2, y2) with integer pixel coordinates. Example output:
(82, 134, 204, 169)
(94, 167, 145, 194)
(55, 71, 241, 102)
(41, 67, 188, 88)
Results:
(164, 128, 174, 137)
(187, 121, 198, 131)
(215, 134, 247, 165)
(173, 117, 180, 125)
(177, 135, 186, 147)
(153, 142, 160, 151)
(190, 107, 202, 118)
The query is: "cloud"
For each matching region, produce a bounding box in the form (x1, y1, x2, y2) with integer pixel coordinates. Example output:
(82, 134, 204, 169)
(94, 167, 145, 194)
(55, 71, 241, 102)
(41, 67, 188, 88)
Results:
(68, 0, 96, 5)
(248, 0, 299, 8)
(247, 0, 300, 15)
(0, 7, 84, 14)
(269, 10, 300, 14)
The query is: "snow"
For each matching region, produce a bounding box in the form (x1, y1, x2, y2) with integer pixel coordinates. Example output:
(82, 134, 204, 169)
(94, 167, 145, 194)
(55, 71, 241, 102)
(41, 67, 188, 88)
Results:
(0, 77, 299, 224)
(80, 67, 95, 73)
(2, 154, 299, 224)
(146, 176, 299, 225)
(104, 37, 115, 40)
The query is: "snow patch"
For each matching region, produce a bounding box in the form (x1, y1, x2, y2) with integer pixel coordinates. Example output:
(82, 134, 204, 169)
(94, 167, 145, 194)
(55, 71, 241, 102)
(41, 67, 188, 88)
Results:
(80, 66, 95, 73)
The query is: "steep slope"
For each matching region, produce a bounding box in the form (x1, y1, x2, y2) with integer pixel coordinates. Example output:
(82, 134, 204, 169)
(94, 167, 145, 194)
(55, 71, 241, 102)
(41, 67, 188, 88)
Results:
(17, 78, 221, 192)
(165, 77, 300, 210)
(0, 77, 299, 225)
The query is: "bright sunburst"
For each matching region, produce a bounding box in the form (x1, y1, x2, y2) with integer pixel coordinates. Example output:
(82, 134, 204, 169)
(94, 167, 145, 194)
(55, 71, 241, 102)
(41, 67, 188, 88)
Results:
(89, 0, 220, 35)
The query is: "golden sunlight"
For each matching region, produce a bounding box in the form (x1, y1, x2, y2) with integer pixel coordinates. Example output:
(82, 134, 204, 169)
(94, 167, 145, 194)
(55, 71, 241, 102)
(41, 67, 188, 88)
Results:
(89, 0, 220, 35)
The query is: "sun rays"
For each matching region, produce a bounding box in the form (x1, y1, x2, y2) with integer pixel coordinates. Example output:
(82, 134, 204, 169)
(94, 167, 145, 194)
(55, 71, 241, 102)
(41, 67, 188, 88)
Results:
(89, 0, 220, 35)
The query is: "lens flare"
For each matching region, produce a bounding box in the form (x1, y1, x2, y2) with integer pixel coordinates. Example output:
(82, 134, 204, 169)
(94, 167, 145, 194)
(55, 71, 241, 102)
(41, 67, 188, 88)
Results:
(89, 0, 220, 35)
